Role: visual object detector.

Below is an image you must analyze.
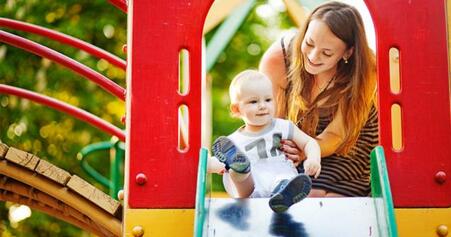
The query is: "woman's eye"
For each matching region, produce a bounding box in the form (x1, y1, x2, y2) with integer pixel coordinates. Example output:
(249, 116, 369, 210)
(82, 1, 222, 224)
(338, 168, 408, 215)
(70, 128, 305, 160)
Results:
(323, 52, 333, 57)
(306, 42, 313, 47)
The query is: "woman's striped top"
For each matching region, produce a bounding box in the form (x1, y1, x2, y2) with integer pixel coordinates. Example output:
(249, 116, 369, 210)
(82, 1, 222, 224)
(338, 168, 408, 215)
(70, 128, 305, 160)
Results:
(308, 108, 379, 196)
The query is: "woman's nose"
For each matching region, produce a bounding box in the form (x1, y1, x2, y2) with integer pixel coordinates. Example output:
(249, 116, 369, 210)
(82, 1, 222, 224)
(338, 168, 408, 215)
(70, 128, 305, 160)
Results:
(308, 48, 320, 62)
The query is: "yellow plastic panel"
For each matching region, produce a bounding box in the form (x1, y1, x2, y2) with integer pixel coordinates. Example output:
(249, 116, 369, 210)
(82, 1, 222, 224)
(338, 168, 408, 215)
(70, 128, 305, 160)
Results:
(204, 0, 246, 33)
(396, 208, 451, 236)
(283, 0, 308, 27)
(124, 208, 194, 236)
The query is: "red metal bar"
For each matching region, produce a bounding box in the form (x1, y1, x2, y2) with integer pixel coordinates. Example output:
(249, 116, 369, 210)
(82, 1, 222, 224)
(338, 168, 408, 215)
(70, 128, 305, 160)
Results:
(0, 18, 126, 71)
(108, 0, 127, 13)
(0, 84, 125, 141)
(0, 30, 126, 101)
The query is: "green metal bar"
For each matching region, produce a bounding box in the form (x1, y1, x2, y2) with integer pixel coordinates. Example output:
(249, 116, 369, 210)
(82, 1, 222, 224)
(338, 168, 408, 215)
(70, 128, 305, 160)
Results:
(194, 148, 209, 237)
(78, 141, 113, 188)
(78, 139, 125, 199)
(205, 0, 256, 71)
(370, 146, 399, 237)
(110, 139, 125, 198)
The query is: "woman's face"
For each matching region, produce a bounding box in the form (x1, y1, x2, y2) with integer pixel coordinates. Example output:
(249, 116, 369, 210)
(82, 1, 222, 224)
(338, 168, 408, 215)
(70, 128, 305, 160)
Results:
(301, 19, 350, 77)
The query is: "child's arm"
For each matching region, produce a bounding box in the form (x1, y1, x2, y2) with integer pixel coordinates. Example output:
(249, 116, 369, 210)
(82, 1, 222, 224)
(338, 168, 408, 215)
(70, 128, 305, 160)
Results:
(290, 123, 322, 178)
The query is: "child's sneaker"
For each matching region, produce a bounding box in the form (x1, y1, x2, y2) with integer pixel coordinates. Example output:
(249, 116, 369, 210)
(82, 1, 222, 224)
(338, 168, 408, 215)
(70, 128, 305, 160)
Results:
(268, 174, 312, 213)
(212, 136, 250, 174)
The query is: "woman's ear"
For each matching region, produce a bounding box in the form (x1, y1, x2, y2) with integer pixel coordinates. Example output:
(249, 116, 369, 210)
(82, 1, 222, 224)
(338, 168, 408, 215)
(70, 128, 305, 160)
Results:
(344, 47, 354, 60)
(230, 103, 240, 117)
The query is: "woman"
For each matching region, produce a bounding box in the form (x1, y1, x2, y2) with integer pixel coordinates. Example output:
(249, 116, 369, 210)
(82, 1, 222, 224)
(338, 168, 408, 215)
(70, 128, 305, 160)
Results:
(259, 1, 378, 197)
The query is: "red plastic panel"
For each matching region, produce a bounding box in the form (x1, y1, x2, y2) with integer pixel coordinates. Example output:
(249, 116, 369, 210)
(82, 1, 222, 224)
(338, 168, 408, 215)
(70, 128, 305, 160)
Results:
(127, 0, 213, 208)
(365, 0, 451, 207)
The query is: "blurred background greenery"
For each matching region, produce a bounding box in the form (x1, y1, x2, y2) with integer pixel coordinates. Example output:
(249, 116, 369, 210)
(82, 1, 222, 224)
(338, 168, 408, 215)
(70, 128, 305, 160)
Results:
(0, 0, 293, 236)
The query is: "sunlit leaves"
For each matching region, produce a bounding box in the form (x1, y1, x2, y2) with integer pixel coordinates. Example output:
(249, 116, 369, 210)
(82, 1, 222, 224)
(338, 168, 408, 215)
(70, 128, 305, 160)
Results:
(0, 0, 126, 235)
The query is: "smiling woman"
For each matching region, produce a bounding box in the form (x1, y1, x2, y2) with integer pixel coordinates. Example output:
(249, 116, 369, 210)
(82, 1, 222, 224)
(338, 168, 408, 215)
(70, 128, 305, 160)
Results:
(259, 1, 378, 197)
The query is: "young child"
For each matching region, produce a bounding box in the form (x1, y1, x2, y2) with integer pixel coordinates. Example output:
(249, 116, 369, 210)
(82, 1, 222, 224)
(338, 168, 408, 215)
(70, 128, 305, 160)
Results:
(211, 69, 321, 213)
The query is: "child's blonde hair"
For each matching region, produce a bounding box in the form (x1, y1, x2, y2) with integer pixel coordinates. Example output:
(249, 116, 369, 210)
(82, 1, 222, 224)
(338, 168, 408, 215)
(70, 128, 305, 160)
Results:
(229, 69, 269, 104)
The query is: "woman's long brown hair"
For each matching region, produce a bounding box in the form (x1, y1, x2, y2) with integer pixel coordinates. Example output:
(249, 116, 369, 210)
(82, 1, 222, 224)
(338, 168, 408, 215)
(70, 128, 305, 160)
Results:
(282, 1, 376, 155)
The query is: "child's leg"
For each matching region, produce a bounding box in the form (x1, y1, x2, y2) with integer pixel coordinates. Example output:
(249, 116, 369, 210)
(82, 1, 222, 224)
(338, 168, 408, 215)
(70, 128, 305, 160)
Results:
(212, 136, 250, 174)
(268, 174, 312, 213)
(207, 156, 225, 174)
(228, 170, 254, 198)
(213, 136, 254, 197)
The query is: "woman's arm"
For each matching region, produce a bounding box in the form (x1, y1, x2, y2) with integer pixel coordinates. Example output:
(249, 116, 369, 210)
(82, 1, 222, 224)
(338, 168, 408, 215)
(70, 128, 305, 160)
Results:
(316, 107, 346, 157)
(281, 108, 346, 160)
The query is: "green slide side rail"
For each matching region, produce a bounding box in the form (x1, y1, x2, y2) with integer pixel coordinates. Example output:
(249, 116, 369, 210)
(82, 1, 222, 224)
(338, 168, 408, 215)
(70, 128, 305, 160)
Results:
(371, 146, 398, 237)
(194, 148, 210, 237)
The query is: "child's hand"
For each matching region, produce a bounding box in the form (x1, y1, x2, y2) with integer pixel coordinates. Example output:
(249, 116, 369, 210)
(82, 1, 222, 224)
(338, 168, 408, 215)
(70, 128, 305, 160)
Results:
(303, 158, 321, 178)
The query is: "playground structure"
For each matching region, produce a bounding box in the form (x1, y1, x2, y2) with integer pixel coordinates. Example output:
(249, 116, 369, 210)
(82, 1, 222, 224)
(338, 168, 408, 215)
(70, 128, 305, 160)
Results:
(0, 0, 450, 236)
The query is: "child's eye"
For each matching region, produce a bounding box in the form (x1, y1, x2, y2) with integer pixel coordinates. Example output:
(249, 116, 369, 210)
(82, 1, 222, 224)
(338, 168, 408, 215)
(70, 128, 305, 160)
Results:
(249, 100, 258, 104)
(265, 98, 272, 102)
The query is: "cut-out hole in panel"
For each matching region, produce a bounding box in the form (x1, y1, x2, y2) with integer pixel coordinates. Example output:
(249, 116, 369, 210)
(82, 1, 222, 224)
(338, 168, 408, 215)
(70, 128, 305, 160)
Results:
(389, 47, 400, 94)
(391, 103, 403, 151)
(178, 104, 189, 152)
(178, 49, 190, 95)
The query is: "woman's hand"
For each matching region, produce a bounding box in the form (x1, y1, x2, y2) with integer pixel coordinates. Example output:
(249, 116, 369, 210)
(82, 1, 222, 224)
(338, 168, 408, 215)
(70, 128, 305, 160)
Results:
(280, 139, 306, 166)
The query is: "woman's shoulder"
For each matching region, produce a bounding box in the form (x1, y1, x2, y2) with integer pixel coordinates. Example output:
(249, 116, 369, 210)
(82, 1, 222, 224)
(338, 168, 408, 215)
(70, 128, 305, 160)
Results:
(259, 39, 285, 69)
(259, 31, 297, 66)
(259, 31, 297, 88)
(282, 30, 297, 50)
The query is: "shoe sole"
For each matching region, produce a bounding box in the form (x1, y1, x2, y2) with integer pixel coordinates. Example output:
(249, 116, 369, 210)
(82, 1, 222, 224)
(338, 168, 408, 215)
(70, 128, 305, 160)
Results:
(212, 136, 250, 173)
(269, 174, 312, 213)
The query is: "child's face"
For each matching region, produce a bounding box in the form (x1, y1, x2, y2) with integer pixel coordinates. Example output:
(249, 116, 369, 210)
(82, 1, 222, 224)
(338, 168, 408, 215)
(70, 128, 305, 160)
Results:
(234, 79, 275, 128)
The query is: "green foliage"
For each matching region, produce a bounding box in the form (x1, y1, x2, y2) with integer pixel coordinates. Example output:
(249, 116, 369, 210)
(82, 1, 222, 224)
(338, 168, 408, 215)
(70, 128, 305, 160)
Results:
(0, 0, 126, 236)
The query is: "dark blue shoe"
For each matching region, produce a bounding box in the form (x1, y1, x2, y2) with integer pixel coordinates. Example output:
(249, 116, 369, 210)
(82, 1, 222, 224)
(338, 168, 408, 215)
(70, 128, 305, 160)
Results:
(212, 136, 250, 174)
(268, 174, 312, 213)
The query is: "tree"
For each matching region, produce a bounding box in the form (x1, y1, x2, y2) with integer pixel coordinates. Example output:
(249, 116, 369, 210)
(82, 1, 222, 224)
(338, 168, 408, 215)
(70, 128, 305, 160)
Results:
(1, 1, 126, 236)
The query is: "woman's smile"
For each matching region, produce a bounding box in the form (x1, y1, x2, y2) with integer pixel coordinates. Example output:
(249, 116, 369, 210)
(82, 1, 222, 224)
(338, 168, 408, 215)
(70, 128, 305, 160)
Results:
(306, 57, 322, 67)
